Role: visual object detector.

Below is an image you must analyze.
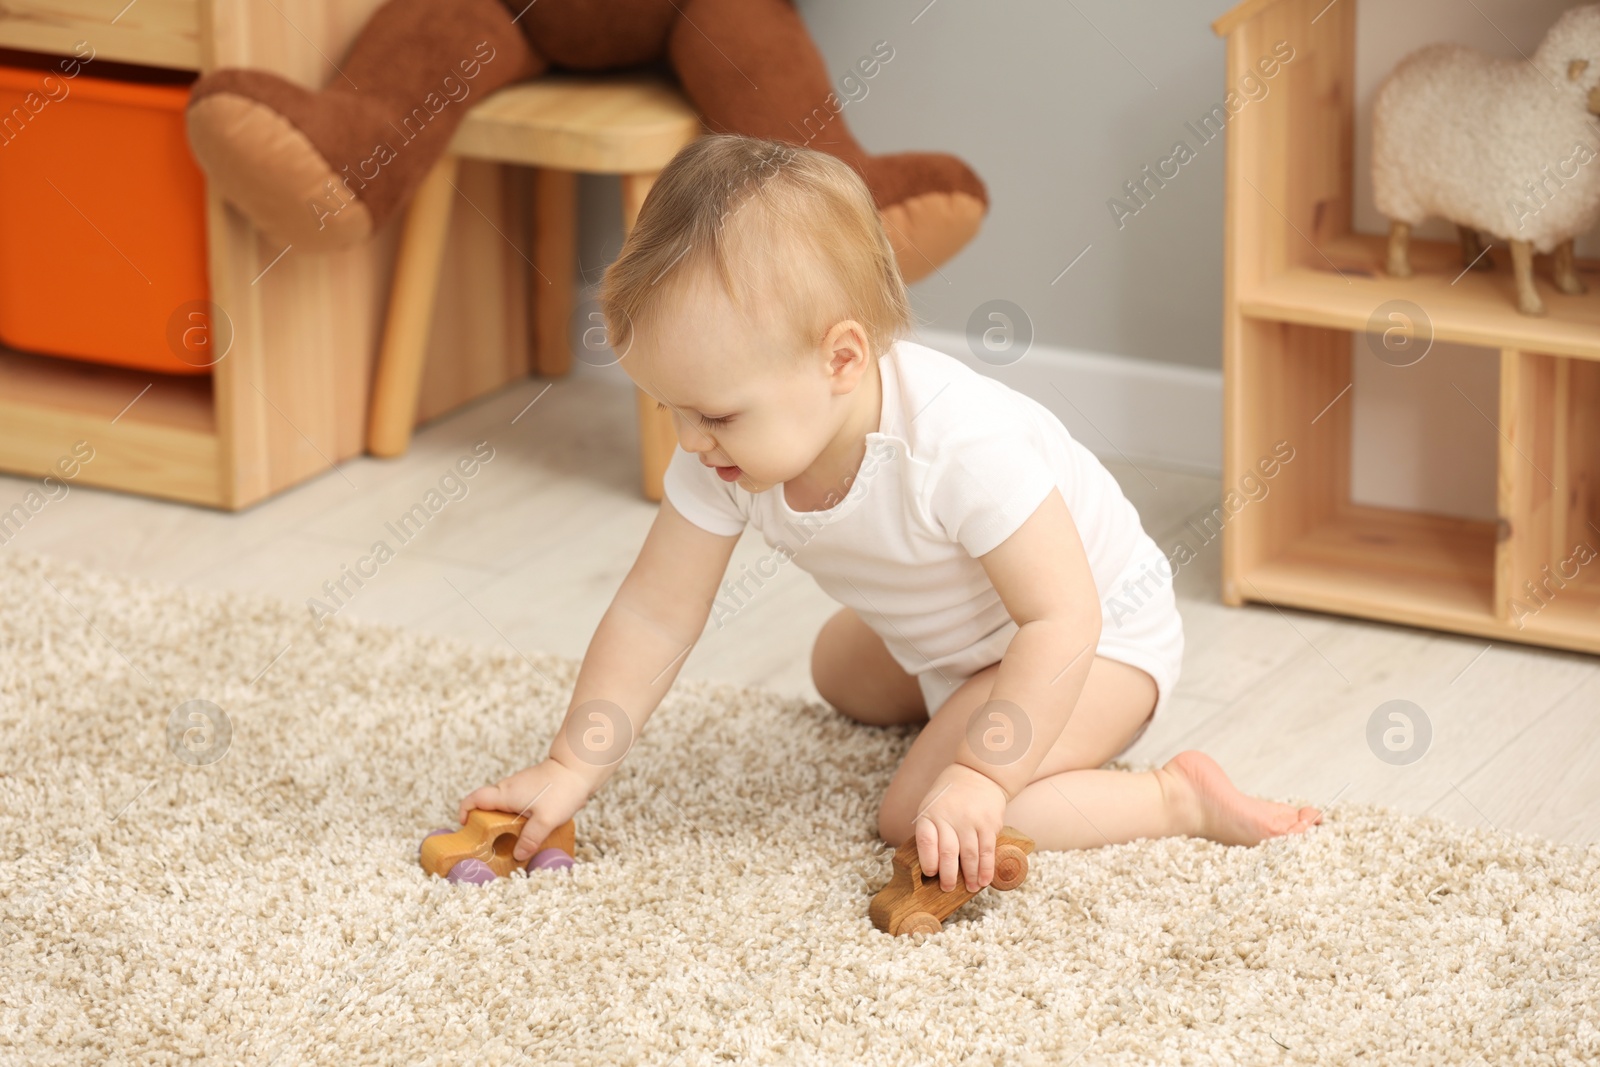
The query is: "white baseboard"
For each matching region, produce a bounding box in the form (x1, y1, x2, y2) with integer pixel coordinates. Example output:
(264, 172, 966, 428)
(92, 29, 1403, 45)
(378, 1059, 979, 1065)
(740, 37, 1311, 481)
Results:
(913, 328, 1222, 476)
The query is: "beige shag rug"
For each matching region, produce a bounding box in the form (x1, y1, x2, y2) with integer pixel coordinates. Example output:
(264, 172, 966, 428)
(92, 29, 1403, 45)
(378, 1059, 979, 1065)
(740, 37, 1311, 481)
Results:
(2, 549, 1597, 1066)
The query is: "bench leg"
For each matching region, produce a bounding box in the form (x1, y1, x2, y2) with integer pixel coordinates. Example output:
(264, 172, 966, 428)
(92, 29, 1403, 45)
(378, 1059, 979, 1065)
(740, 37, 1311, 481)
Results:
(620, 170, 675, 501)
(367, 154, 461, 457)
(532, 168, 577, 377)
(634, 385, 678, 503)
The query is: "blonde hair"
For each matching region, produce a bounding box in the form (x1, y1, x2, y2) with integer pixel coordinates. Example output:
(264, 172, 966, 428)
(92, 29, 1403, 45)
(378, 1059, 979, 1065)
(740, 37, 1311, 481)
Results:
(597, 133, 913, 366)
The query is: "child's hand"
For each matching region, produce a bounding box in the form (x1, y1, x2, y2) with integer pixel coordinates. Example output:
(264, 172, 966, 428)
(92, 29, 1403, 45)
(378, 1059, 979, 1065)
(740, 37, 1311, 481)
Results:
(458, 758, 595, 863)
(914, 763, 1010, 893)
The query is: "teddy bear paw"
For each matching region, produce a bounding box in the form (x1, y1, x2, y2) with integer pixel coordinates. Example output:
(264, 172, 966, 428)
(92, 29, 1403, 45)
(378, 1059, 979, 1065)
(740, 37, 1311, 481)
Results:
(187, 72, 378, 250)
(864, 151, 989, 283)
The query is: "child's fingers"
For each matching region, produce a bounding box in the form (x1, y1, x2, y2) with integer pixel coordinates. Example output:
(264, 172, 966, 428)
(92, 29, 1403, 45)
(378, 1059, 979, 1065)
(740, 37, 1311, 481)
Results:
(916, 817, 963, 892)
(914, 816, 942, 886)
(457, 786, 500, 824)
(976, 828, 996, 889)
(937, 823, 962, 892)
(512, 820, 551, 864)
(959, 826, 980, 892)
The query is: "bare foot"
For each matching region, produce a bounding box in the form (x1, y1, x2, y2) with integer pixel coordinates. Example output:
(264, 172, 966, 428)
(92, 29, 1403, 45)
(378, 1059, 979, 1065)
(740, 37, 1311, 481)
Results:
(1158, 750, 1322, 846)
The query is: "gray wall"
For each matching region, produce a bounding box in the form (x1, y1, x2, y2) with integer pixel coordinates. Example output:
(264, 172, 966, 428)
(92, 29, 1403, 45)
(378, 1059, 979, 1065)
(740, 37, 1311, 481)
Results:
(577, 0, 1240, 372)
(577, 0, 1594, 388)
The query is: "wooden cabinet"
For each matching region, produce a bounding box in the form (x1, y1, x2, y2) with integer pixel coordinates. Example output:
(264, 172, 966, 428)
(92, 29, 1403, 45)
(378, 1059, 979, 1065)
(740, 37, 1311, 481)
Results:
(1213, 0, 1600, 653)
(0, 0, 533, 508)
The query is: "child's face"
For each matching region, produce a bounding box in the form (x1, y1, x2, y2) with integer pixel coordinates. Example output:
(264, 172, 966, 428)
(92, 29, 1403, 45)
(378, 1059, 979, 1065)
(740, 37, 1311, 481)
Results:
(623, 269, 867, 495)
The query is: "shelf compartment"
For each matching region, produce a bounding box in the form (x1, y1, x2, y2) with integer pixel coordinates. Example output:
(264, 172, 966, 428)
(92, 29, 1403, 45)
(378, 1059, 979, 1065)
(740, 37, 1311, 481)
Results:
(1497, 350, 1600, 643)
(1240, 233, 1600, 362)
(0, 343, 221, 506)
(1225, 315, 1500, 642)
(1222, 317, 1600, 654)
(1240, 501, 1600, 655)
(1242, 503, 1497, 635)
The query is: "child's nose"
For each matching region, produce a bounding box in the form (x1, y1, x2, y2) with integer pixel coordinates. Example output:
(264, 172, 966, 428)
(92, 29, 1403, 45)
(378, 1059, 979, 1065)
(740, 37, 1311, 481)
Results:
(676, 419, 714, 452)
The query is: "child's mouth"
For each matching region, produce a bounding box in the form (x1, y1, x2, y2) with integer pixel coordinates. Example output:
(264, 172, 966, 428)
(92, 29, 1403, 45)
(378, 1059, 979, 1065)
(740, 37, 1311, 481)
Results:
(715, 465, 741, 482)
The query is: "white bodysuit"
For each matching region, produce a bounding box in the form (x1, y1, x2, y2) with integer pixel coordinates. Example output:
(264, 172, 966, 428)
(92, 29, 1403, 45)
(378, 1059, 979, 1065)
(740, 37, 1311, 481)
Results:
(661, 338, 1184, 721)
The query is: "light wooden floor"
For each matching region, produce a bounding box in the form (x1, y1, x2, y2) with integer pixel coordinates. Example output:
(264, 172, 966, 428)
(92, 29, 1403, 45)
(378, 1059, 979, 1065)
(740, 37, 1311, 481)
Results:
(5, 356, 1596, 846)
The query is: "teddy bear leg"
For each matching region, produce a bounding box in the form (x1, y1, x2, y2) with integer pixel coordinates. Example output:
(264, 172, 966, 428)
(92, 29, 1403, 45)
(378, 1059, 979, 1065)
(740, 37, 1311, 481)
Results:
(1385, 220, 1413, 278)
(1552, 238, 1587, 295)
(186, 0, 542, 249)
(1510, 240, 1546, 316)
(1458, 225, 1493, 270)
(664, 0, 987, 283)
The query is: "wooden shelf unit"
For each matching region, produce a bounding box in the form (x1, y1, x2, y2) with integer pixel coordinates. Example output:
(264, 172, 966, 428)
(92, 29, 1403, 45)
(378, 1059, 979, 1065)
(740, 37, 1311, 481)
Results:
(0, 1, 535, 510)
(1214, 0, 1600, 655)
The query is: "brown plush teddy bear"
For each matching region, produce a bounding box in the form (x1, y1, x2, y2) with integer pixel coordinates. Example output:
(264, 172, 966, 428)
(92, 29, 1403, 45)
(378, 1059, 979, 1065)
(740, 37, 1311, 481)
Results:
(185, 0, 988, 282)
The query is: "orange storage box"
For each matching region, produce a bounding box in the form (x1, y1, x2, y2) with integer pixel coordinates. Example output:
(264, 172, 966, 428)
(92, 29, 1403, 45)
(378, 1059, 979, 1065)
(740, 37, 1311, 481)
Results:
(0, 57, 213, 375)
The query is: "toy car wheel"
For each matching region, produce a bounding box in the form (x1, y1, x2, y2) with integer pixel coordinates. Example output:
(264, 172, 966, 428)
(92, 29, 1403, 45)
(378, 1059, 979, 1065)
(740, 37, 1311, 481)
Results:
(419, 827, 453, 858)
(991, 844, 1028, 891)
(898, 911, 942, 936)
(446, 858, 498, 885)
(526, 847, 574, 872)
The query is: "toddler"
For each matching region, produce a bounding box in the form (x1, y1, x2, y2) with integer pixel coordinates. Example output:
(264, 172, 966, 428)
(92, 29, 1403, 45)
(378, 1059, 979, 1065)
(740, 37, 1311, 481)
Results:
(460, 134, 1321, 893)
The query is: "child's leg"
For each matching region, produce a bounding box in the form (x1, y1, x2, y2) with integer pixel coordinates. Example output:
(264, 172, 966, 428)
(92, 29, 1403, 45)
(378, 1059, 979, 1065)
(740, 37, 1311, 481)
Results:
(1005, 752, 1321, 851)
(811, 607, 929, 727)
(876, 656, 1321, 852)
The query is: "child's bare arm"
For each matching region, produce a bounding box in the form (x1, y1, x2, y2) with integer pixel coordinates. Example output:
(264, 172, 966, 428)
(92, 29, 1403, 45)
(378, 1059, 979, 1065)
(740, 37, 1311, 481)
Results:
(549, 497, 740, 787)
(910, 487, 1104, 890)
(458, 498, 740, 859)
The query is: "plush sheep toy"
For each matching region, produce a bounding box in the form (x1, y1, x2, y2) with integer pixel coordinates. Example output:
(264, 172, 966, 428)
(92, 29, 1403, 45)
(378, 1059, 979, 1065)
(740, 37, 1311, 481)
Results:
(1374, 4, 1600, 316)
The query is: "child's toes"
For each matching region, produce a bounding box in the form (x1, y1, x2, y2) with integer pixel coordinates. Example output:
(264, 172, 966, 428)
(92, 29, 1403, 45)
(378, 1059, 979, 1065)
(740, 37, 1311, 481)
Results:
(1285, 806, 1322, 833)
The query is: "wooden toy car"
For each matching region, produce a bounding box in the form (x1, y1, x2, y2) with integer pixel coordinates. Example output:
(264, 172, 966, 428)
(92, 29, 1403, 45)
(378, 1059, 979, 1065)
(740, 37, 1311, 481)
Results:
(869, 826, 1035, 935)
(420, 809, 576, 884)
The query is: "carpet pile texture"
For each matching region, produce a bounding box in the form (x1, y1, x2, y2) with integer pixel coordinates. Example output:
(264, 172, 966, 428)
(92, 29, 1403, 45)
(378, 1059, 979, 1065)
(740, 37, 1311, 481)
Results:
(1, 550, 1596, 1065)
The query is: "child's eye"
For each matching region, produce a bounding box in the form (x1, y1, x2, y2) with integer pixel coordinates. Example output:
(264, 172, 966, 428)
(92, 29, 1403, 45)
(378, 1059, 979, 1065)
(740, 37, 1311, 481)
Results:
(655, 401, 731, 429)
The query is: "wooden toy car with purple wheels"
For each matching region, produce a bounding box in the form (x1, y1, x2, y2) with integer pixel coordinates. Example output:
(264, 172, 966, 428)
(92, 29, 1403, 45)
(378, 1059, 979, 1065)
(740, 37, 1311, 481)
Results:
(869, 826, 1035, 935)
(420, 809, 577, 885)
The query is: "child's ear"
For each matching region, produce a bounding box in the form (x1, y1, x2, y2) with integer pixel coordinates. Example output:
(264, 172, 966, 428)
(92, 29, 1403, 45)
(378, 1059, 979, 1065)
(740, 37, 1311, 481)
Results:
(824, 319, 872, 379)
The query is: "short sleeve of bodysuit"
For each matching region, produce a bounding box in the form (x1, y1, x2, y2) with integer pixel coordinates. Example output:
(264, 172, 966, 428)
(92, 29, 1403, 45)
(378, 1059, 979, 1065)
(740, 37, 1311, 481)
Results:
(924, 403, 1060, 559)
(660, 444, 749, 536)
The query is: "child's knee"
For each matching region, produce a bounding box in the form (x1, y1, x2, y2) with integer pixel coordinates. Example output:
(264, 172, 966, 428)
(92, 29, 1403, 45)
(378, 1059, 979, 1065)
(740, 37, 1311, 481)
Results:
(808, 609, 848, 699)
